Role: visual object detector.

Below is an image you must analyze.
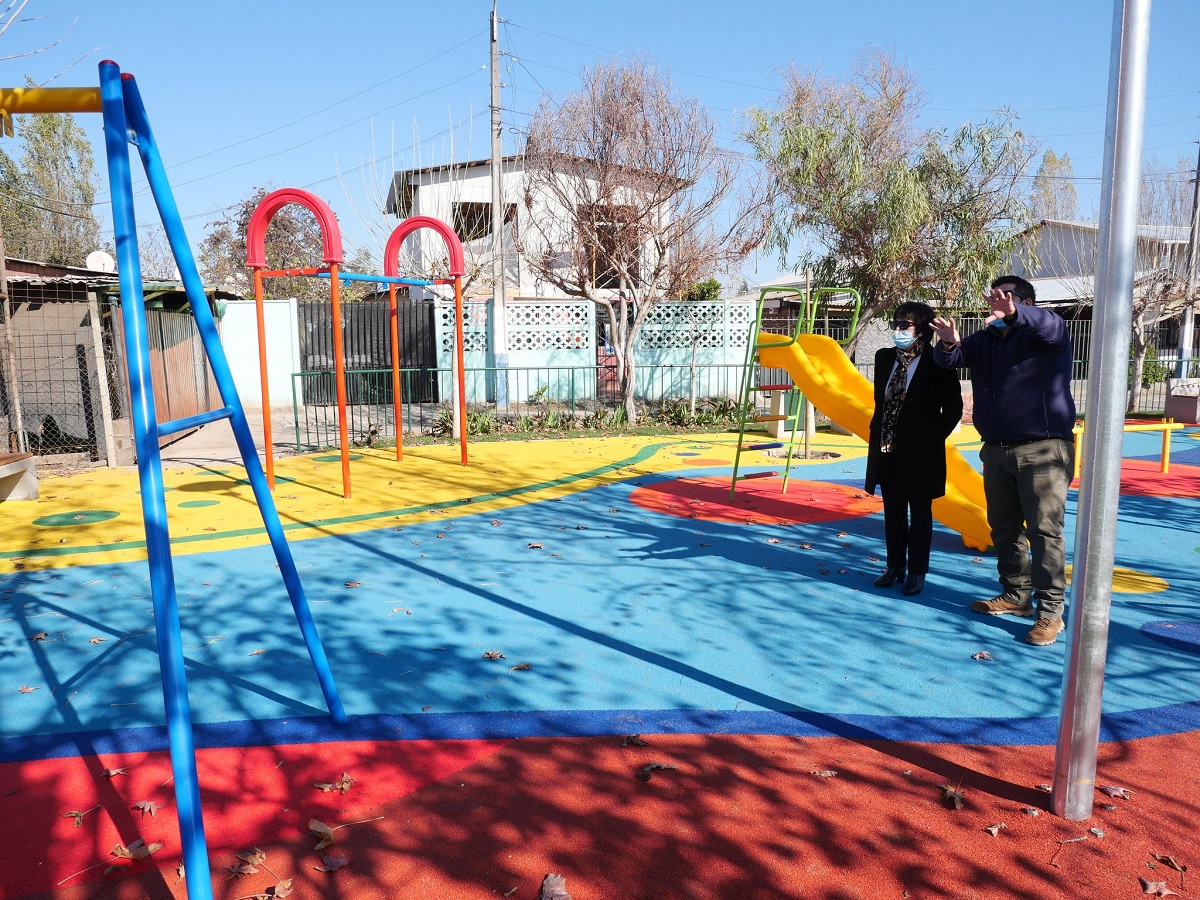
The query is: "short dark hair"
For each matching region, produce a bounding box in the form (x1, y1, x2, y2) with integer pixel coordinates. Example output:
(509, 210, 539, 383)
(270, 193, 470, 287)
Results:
(991, 274, 1036, 303)
(893, 300, 936, 341)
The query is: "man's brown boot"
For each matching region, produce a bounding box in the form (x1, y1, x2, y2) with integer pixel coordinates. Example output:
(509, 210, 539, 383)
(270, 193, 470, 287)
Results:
(1025, 617, 1065, 646)
(971, 594, 1035, 617)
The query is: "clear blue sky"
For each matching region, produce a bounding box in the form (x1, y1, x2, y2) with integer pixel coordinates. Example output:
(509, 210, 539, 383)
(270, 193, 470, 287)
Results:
(6, 0, 1199, 286)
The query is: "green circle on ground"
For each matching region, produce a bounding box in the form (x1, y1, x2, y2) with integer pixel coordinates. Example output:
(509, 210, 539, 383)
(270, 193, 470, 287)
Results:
(34, 510, 121, 527)
(178, 499, 220, 509)
(314, 454, 363, 463)
(136, 487, 175, 494)
(235, 475, 297, 486)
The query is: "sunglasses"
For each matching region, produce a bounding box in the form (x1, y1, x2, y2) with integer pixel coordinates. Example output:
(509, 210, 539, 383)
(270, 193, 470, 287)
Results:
(889, 320, 915, 330)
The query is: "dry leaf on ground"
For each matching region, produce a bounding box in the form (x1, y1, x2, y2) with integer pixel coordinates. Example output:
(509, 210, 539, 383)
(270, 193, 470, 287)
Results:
(101, 767, 128, 779)
(984, 822, 1006, 836)
(538, 873, 572, 900)
(508, 662, 531, 672)
(315, 852, 348, 872)
(637, 762, 677, 782)
(809, 769, 838, 778)
(309, 818, 335, 851)
(971, 651, 994, 661)
(1151, 854, 1187, 873)
(112, 838, 162, 860)
(313, 772, 354, 794)
(237, 848, 267, 867)
(1140, 878, 1179, 897)
(1100, 785, 1133, 799)
(18, 685, 39, 694)
(132, 800, 159, 818)
(620, 735, 648, 746)
(939, 784, 965, 809)
(527, 542, 543, 549)
(483, 650, 506, 660)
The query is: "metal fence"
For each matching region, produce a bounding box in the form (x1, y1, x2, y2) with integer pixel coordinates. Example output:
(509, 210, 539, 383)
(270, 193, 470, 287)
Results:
(290, 329, 1197, 452)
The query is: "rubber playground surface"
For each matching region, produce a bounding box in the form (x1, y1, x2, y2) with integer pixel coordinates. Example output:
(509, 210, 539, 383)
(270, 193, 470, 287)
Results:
(2, 426, 1199, 899)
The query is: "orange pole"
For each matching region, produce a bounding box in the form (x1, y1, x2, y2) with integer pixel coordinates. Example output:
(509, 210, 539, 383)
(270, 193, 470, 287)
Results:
(388, 284, 404, 460)
(329, 264, 352, 498)
(253, 269, 275, 489)
(454, 276, 468, 466)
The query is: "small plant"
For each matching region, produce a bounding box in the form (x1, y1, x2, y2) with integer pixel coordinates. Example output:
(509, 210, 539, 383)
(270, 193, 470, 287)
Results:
(427, 403, 454, 437)
(467, 410, 497, 435)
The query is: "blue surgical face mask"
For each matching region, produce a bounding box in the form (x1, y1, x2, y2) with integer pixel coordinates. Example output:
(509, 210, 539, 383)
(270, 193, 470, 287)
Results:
(987, 317, 1008, 329)
(892, 330, 916, 349)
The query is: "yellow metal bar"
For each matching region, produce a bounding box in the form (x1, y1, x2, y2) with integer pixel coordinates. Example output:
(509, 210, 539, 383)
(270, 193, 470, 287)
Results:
(1162, 418, 1173, 474)
(1072, 420, 1184, 477)
(0, 87, 102, 115)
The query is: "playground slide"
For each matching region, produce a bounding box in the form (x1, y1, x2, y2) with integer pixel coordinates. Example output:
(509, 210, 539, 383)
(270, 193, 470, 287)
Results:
(757, 332, 991, 551)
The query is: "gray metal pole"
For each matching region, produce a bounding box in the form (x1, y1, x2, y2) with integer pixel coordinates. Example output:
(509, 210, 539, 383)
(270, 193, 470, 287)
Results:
(1177, 141, 1200, 377)
(490, 1, 509, 407)
(1052, 0, 1151, 821)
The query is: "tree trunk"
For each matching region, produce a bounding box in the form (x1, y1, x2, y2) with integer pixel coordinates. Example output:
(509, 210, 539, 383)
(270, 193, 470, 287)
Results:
(1127, 328, 1148, 414)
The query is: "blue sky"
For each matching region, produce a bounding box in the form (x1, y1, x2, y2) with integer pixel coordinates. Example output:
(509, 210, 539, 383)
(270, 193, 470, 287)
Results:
(5, 0, 1199, 286)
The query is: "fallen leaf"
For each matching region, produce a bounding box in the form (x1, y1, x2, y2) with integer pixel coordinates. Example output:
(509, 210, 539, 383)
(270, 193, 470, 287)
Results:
(101, 767, 128, 779)
(508, 662, 532, 672)
(89, 637, 106, 644)
(971, 651, 994, 661)
(274, 879, 295, 898)
(1100, 785, 1133, 799)
(238, 848, 267, 867)
(538, 873, 572, 900)
(810, 769, 838, 778)
(527, 543, 543, 549)
(132, 800, 159, 818)
(1152, 854, 1187, 873)
(800, 542, 813, 550)
(309, 818, 335, 851)
(315, 852, 348, 872)
(766, 538, 781, 544)
(818, 567, 830, 575)
(491, 520, 502, 526)
(1089, 827, 1105, 838)
(837, 567, 848, 574)
(226, 861, 259, 879)
(984, 822, 1006, 836)
(483, 650, 506, 660)
(637, 762, 677, 782)
(62, 808, 93, 827)
(112, 838, 162, 860)
(104, 864, 128, 875)
(18, 685, 40, 694)
(248, 649, 265, 656)
(939, 784, 965, 809)
(30, 632, 49, 642)
(344, 581, 361, 588)
(1140, 878, 1179, 897)
(621, 735, 648, 747)
(1035, 783, 1052, 792)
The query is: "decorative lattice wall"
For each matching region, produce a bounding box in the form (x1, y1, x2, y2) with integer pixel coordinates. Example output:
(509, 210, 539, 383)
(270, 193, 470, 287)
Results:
(505, 300, 591, 352)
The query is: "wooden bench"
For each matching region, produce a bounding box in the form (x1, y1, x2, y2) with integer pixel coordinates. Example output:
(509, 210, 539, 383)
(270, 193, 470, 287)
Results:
(0, 452, 38, 501)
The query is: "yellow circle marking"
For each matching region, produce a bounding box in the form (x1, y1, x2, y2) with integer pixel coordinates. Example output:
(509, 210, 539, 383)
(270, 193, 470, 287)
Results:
(1065, 564, 1168, 593)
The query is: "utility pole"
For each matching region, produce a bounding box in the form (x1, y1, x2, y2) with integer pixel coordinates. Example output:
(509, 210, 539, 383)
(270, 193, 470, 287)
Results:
(1178, 140, 1200, 378)
(490, 1, 509, 407)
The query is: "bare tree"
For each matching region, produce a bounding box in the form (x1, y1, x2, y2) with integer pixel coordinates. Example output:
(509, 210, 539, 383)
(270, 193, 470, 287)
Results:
(518, 56, 766, 422)
(1030, 149, 1079, 222)
(1035, 155, 1196, 411)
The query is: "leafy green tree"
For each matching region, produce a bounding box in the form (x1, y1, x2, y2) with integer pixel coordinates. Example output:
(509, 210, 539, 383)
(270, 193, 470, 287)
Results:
(1030, 149, 1079, 221)
(0, 92, 101, 265)
(198, 185, 329, 301)
(743, 50, 1037, 344)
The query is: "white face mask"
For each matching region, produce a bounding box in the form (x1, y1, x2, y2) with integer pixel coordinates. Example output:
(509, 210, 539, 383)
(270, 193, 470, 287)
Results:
(893, 330, 916, 350)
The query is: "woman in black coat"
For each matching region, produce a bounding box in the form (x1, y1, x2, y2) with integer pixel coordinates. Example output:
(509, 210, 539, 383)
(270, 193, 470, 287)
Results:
(864, 301, 963, 596)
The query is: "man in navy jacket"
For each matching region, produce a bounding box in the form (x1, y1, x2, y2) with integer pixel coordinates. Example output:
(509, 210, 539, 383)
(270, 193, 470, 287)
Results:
(932, 275, 1076, 646)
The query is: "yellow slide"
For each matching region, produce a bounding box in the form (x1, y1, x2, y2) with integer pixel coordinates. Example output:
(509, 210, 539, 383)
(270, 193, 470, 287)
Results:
(757, 332, 991, 551)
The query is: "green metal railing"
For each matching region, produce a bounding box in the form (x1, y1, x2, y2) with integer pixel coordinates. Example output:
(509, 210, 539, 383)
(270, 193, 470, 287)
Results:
(290, 352, 1197, 452)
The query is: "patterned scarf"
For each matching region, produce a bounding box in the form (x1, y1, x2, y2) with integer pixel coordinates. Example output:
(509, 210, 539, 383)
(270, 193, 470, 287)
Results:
(879, 340, 924, 453)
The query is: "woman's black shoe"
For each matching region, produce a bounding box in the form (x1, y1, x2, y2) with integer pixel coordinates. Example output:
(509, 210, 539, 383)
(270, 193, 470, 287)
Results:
(902, 573, 926, 595)
(874, 567, 905, 587)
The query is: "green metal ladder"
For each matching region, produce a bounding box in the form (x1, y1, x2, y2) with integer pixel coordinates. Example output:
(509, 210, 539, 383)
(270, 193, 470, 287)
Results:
(730, 285, 863, 500)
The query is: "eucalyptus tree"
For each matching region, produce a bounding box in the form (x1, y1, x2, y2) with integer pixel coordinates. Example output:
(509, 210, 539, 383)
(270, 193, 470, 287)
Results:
(744, 50, 1037, 346)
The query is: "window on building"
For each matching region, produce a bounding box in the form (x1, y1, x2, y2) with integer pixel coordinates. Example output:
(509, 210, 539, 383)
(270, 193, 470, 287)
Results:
(586, 205, 641, 289)
(452, 202, 516, 242)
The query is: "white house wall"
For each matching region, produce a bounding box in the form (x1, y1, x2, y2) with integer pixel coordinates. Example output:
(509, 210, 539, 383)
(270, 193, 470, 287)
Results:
(220, 298, 301, 409)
